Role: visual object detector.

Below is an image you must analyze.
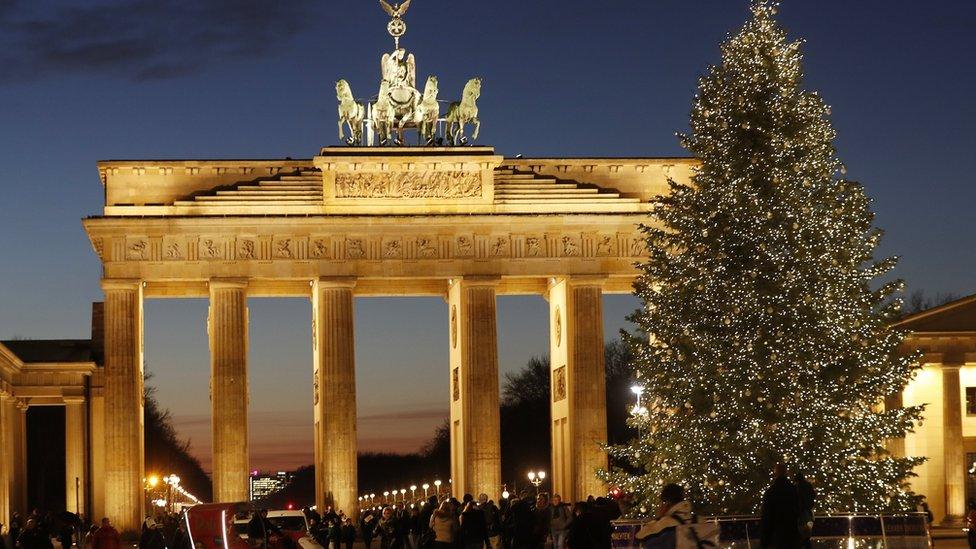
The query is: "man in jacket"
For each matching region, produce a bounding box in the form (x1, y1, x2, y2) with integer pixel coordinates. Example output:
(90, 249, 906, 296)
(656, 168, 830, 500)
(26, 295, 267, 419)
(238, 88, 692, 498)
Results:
(477, 494, 502, 549)
(760, 464, 800, 549)
(549, 494, 573, 549)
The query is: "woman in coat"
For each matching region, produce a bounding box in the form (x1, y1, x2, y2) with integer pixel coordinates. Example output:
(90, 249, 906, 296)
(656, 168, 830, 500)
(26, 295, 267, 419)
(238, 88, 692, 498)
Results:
(428, 501, 458, 549)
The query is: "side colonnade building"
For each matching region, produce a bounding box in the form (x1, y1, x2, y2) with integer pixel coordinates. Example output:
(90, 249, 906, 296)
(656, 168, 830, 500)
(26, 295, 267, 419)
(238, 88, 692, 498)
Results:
(0, 148, 971, 530)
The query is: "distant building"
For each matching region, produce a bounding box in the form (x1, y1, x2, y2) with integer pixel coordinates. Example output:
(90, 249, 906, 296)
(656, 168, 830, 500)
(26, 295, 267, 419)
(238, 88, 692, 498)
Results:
(249, 471, 292, 501)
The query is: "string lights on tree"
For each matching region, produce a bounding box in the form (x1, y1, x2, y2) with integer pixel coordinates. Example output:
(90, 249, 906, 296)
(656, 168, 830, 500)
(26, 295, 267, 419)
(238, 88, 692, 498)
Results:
(602, 0, 924, 515)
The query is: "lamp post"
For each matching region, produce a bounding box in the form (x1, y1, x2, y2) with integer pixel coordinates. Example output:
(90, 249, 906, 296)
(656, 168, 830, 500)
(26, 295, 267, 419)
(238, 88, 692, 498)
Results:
(422, 483, 430, 497)
(383, 491, 390, 504)
(410, 485, 417, 501)
(434, 480, 442, 495)
(400, 488, 407, 503)
(631, 384, 647, 434)
(527, 470, 546, 495)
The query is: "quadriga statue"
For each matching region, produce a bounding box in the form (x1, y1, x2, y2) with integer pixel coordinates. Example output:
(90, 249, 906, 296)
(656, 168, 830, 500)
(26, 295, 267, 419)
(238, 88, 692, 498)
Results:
(446, 77, 482, 146)
(336, 79, 365, 145)
(416, 75, 440, 145)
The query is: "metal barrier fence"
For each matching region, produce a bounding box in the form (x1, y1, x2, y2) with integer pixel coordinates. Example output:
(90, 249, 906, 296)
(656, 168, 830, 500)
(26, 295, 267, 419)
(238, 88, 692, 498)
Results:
(612, 513, 931, 549)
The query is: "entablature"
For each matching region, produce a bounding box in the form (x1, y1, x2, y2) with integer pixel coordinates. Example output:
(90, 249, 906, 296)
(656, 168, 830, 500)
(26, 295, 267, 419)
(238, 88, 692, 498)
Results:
(84, 213, 651, 285)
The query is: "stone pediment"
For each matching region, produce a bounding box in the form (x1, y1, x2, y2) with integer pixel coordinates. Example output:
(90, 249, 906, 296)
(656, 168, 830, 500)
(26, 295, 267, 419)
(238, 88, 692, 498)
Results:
(95, 147, 696, 216)
(894, 294, 976, 334)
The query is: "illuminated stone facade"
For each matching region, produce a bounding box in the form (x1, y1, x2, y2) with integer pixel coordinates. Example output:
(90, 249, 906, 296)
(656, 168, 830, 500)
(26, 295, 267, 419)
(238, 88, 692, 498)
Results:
(891, 296, 976, 524)
(81, 146, 694, 530)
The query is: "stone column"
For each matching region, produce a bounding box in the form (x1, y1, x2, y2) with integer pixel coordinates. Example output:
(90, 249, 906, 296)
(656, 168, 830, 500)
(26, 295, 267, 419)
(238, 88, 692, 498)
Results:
(943, 364, 965, 523)
(312, 278, 358, 517)
(548, 277, 608, 502)
(64, 396, 87, 515)
(89, 383, 106, 521)
(0, 393, 9, 524)
(14, 401, 28, 516)
(209, 279, 250, 503)
(102, 279, 144, 533)
(448, 277, 501, 501)
(884, 392, 906, 459)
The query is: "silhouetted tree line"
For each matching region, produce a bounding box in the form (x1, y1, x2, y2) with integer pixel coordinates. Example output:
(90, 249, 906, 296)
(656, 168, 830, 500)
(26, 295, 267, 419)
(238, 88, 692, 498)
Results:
(144, 374, 214, 502)
(902, 289, 959, 316)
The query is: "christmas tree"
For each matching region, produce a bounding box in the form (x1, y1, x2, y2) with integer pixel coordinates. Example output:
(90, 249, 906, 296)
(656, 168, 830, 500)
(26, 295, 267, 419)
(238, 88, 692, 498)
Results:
(605, 1, 924, 515)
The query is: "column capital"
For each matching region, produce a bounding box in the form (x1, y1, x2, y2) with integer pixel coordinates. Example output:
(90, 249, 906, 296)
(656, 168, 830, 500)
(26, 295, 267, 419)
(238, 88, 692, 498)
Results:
(208, 278, 249, 291)
(449, 276, 501, 288)
(550, 275, 609, 289)
(314, 277, 357, 290)
(16, 399, 29, 412)
(942, 363, 963, 372)
(62, 396, 86, 405)
(101, 279, 142, 292)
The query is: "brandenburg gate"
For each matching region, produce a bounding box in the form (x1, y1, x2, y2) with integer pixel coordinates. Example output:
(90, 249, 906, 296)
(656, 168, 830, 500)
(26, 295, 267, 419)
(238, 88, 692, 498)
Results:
(83, 147, 694, 530)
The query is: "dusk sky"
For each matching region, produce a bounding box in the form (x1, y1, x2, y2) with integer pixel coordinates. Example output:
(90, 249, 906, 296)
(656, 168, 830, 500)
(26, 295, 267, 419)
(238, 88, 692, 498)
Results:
(0, 1, 973, 473)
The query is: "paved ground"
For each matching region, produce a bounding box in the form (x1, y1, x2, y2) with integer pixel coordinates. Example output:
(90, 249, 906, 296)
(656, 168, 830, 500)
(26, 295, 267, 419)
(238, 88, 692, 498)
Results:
(931, 527, 967, 548)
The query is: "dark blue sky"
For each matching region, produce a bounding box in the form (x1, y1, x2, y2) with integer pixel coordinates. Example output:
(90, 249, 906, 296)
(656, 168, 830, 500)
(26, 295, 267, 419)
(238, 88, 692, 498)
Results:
(1, 0, 973, 470)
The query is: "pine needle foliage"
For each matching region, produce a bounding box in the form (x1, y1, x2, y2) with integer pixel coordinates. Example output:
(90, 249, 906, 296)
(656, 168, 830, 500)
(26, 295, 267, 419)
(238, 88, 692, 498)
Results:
(603, 0, 924, 515)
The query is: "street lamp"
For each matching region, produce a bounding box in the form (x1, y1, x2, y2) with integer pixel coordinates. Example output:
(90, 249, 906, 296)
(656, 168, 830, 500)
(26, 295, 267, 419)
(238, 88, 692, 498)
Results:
(434, 480, 442, 494)
(400, 488, 407, 502)
(383, 490, 390, 504)
(422, 483, 430, 497)
(370, 493, 376, 505)
(527, 470, 546, 494)
(410, 485, 417, 500)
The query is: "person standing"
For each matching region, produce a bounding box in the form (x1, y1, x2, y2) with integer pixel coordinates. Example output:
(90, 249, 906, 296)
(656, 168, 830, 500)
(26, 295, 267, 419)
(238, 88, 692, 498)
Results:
(549, 495, 573, 549)
(459, 501, 487, 549)
(635, 484, 691, 549)
(795, 473, 816, 549)
(760, 464, 800, 549)
(510, 492, 536, 549)
(532, 494, 551, 549)
(428, 501, 457, 549)
(477, 494, 501, 549)
(377, 507, 402, 549)
(91, 519, 120, 549)
(341, 518, 356, 549)
(248, 510, 270, 549)
(9, 513, 22, 549)
(360, 510, 377, 549)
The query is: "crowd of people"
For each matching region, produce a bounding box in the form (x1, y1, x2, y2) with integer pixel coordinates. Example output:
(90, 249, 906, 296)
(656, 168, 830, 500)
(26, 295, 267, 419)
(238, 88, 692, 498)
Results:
(635, 463, 817, 549)
(346, 490, 621, 549)
(0, 510, 194, 549)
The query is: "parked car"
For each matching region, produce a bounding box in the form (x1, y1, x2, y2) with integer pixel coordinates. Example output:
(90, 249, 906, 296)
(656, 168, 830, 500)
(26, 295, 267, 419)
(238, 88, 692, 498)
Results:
(230, 509, 322, 549)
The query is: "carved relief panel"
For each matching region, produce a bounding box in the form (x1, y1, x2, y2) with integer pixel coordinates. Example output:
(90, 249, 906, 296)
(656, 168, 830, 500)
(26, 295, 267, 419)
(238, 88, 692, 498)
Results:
(125, 237, 149, 261)
(452, 367, 460, 402)
(309, 237, 333, 259)
(162, 236, 185, 260)
(553, 366, 567, 402)
(450, 305, 458, 349)
(335, 171, 483, 199)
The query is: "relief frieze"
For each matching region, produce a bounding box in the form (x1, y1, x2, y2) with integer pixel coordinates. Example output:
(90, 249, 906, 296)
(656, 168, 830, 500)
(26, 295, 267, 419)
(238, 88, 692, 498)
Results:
(335, 171, 482, 199)
(116, 231, 647, 262)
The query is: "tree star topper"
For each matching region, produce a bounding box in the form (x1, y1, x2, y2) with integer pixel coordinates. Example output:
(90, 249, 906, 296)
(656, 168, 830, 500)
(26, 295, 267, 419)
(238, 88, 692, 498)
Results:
(380, 0, 412, 48)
